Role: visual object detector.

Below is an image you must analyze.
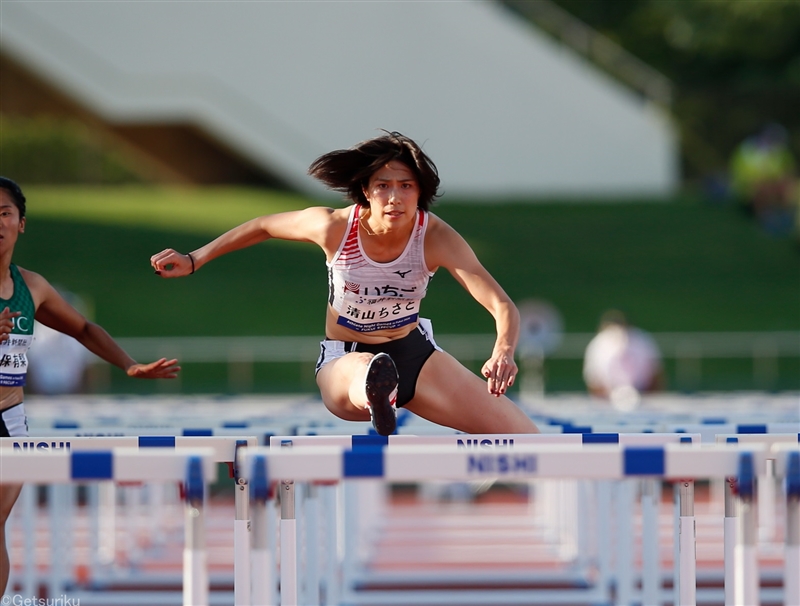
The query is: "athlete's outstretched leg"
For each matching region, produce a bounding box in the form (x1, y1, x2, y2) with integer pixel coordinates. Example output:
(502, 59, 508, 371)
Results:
(406, 350, 539, 434)
(0, 483, 23, 595)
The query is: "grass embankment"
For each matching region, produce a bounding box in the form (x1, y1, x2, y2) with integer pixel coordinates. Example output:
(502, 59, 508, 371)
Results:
(16, 186, 800, 393)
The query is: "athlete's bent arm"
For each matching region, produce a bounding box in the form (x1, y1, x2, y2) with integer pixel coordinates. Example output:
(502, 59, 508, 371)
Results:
(151, 207, 338, 278)
(425, 217, 520, 397)
(26, 271, 179, 379)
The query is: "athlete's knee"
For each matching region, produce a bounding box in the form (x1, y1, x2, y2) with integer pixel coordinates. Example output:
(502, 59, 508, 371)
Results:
(350, 352, 375, 368)
(318, 351, 373, 380)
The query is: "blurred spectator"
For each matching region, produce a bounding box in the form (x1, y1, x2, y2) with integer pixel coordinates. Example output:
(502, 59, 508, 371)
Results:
(26, 289, 90, 394)
(729, 123, 797, 236)
(583, 310, 664, 411)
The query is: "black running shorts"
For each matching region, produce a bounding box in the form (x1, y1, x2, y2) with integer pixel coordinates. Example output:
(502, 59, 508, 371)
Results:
(316, 321, 441, 407)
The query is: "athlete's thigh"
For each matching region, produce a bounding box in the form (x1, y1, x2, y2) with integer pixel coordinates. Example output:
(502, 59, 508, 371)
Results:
(316, 352, 372, 422)
(405, 351, 538, 434)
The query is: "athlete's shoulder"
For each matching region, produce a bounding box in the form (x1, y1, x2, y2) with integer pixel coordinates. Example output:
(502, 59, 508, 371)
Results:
(16, 265, 48, 288)
(294, 204, 350, 226)
(299, 204, 353, 256)
(15, 266, 46, 288)
(14, 266, 52, 305)
(325, 204, 354, 222)
(423, 212, 475, 271)
(423, 211, 459, 241)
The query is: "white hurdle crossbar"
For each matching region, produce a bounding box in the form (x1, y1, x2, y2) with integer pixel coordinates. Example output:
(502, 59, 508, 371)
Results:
(243, 439, 799, 606)
(269, 432, 703, 448)
(0, 444, 216, 606)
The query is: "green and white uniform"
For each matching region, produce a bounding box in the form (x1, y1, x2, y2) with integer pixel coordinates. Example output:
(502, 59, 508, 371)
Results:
(0, 264, 35, 387)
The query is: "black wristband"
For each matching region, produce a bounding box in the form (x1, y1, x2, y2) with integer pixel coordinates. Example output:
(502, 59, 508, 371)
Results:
(187, 253, 195, 275)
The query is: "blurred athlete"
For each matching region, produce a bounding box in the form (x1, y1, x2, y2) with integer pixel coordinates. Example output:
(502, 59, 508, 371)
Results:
(583, 309, 664, 410)
(0, 176, 181, 594)
(151, 132, 539, 437)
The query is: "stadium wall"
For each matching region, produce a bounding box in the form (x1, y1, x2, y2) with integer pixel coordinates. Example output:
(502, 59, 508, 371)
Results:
(0, 1, 678, 200)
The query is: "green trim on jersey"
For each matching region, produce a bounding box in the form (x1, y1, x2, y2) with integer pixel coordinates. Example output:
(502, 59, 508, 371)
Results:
(1, 265, 35, 336)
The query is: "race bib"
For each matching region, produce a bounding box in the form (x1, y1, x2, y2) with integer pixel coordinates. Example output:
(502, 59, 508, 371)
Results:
(0, 334, 31, 387)
(336, 294, 420, 333)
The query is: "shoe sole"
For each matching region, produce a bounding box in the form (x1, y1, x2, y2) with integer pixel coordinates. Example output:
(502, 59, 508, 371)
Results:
(366, 353, 398, 436)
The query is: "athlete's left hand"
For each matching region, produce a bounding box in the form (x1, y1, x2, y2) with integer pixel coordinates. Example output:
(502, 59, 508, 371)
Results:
(126, 358, 181, 379)
(481, 352, 517, 397)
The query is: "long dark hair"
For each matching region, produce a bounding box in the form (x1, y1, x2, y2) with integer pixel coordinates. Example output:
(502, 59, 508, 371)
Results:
(0, 177, 26, 218)
(308, 131, 440, 211)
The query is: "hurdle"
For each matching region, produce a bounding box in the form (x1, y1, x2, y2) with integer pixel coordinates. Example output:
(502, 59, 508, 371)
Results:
(238, 437, 800, 605)
(13, 393, 799, 604)
(269, 432, 705, 605)
(1, 435, 257, 606)
(0, 445, 216, 606)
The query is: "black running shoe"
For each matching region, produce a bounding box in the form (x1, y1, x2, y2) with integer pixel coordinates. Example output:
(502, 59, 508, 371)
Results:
(365, 353, 399, 436)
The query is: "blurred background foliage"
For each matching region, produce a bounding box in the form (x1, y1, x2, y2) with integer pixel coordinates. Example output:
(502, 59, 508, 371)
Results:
(0, 115, 143, 185)
(14, 187, 800, 394)
(525, 0, 800, 179)
(16, 188, 799, 338)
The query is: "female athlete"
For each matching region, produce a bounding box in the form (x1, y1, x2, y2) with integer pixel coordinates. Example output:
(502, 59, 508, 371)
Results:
(0, 176, 181, 594)
(150, 132, 539, 437)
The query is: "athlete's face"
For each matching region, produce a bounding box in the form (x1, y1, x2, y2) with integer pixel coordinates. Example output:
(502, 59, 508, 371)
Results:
(363, 161, 419, 226)
(0, 190, 25, 258)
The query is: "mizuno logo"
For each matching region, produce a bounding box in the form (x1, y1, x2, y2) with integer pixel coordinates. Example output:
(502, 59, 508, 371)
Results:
(394, 270, 411, 278)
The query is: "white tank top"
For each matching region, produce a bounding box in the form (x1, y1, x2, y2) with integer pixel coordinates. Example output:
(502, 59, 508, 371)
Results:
(327, 205, 434, 333)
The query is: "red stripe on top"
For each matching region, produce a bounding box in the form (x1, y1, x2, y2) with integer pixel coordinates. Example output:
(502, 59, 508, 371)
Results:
(335, 207, 364, 266)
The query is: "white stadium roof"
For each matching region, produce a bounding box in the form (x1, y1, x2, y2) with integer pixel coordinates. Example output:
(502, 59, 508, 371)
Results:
(0, 0, 677, 199)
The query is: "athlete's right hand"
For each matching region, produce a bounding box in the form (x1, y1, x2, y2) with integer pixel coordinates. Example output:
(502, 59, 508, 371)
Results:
(126, 357, 181, 379)
(150, 249, 195, 278)
(0, 307, 21, 343)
